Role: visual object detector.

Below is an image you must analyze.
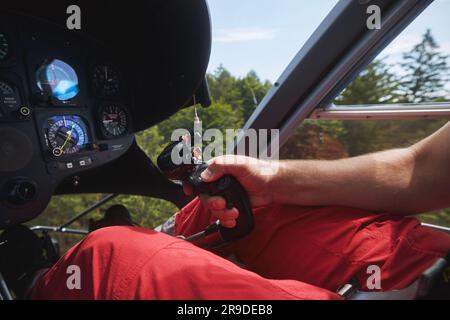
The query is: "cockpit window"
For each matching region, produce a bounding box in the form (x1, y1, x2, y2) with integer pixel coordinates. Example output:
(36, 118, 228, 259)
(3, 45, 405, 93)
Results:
(280, 0, 450, 227)
(207, 0, 338, 87)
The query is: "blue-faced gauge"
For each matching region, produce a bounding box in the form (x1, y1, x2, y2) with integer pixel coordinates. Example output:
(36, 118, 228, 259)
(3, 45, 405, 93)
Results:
(36, 59, 79, 102)
(45, 115, 89, 156)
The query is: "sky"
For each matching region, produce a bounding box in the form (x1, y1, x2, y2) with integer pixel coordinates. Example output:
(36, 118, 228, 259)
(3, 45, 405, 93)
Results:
(206, 0, 450, 83)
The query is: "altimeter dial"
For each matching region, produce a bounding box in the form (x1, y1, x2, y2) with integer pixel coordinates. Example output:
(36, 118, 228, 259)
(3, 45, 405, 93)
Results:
(99, 104, 129, 139)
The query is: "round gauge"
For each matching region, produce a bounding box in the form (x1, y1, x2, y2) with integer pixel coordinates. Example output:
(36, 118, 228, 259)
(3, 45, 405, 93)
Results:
(36, 59, 79, 102)
(100, 104, 129, 138)
(0, 81, 20, 111)
(46, 115, 89, 156)
(0, 33, 9, 61)
(92, 65, 120, 97)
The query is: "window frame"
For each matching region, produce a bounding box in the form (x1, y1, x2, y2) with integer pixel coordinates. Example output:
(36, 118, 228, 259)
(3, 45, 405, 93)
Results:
(309, 102, 450, 120)
(238, 0, 434, 152)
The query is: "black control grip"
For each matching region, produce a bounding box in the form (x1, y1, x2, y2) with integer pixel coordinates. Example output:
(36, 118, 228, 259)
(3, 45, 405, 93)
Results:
(188, 163, 255, 242)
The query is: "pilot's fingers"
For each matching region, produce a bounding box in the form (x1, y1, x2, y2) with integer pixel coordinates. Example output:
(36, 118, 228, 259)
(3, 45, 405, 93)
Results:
(199, 194, 226, 211)
(220, 219, 237, 229)
(200, 155, 252, 182)
(211, 208, 239, 222)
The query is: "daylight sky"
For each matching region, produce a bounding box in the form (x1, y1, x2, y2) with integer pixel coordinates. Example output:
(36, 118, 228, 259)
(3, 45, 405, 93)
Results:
(207, 0, 450, 83)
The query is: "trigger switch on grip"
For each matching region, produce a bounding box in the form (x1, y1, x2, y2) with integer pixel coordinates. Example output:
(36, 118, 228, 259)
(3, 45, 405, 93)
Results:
(189, 164, 255, 243)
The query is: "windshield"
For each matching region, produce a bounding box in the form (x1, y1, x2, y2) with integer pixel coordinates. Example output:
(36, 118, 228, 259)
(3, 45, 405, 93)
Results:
(207, 0, 338, 83)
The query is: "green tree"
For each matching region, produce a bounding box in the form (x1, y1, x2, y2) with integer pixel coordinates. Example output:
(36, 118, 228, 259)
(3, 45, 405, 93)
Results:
(333, 31, 449, 156)
(326, 60, 400, 156)
(135, 126, 165, 163)
(399, 29, 449, 103)
(156, 103, 243, 140)
(336, 59, 401, 105)
(235, 70, 272, 121)
(207, 66, 271, 122)
(207, 65, 242, 107)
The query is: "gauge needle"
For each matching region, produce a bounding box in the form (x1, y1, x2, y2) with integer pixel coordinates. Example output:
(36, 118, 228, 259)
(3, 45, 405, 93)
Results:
(60, 124, 76, 151)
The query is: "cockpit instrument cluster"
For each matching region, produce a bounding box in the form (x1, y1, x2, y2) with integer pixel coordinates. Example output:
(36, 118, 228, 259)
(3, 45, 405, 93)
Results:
(0, 12, 135, 228)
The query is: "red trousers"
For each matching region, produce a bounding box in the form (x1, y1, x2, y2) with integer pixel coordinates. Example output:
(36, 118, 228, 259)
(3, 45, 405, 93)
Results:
(32, 199, 450, 300)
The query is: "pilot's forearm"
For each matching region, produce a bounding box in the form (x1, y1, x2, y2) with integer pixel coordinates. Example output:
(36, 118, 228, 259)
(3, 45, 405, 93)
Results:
(270, 148, 422, 215)
(271, 123, 450, 215)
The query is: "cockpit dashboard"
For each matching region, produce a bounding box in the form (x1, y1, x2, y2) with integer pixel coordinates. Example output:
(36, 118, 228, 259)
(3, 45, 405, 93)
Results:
(0, 12, 135, 227)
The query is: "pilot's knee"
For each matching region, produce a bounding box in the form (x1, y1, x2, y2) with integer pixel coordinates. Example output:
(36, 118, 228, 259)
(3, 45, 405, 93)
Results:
(80, 226, 177, 260)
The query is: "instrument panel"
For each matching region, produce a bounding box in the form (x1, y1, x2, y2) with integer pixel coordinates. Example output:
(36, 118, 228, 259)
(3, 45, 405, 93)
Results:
(0, 12, 135, 227)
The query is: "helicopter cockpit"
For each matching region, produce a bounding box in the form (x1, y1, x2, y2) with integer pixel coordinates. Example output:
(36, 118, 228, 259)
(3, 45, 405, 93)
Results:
(1, 0, 449, 302)
(0, 0, 211, 229)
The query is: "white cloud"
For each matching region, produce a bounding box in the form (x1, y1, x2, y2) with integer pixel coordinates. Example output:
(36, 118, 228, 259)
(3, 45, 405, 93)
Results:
(383, 33, 450, 57)
(213, 27, 277, 43)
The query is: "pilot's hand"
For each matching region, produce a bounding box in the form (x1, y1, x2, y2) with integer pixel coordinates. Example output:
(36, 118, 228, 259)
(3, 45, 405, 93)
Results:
(183, 155, 276, 228)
